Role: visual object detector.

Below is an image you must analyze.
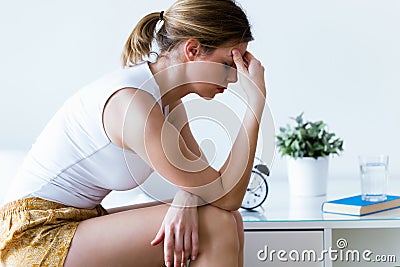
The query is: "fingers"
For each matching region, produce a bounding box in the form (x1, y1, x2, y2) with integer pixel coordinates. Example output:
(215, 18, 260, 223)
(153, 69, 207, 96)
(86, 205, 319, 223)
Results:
(231, 49, 267, 100)
(232, 49, 247, 73)
(244, 51, 264, 71)
(191, 229, 199, 261)
(164, 226, 174, 267)
(233, 49, 262, 74)
(174, 225, 184, 267)
(158, 202, 200, 266)
(173, 229, 195, 267)
(150, 227, 165, 246)
(243, 50, 256, 62)
(182, 229, 191, 265)
(159, 223, 197, 267)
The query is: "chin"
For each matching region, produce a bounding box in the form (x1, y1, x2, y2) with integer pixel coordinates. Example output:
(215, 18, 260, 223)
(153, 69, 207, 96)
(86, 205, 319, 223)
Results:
(197, 92, 217, 100)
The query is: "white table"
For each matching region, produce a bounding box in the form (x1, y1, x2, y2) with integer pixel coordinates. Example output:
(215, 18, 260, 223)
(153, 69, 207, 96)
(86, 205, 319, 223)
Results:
(240, 177, 400, 267)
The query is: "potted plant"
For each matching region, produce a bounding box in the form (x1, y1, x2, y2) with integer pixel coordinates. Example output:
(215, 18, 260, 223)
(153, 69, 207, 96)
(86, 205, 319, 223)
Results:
(276, 113, 344, 196)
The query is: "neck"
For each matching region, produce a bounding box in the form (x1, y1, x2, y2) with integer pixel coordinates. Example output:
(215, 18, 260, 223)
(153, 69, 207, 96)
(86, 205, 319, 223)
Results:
(149, 57, 192, 108)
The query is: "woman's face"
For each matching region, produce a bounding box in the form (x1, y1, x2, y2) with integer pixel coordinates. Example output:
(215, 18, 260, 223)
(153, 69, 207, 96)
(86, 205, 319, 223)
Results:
(188, 42, 248, 99)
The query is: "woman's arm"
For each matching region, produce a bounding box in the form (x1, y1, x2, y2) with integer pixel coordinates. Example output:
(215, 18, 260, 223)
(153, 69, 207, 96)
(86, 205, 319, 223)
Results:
(211, 51, 267, 209)
(166, 99, 208, 163)
(109, 51, 266, 211)
(106, 100, 200, 215)
(168, 92, 264, 211)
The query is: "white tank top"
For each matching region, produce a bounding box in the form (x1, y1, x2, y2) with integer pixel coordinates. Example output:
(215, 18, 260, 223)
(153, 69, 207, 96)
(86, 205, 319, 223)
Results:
(5, 62, 166, 209)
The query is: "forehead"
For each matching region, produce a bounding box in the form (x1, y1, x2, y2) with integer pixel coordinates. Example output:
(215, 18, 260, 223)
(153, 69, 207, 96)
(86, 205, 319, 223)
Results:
(213, 42, 248, 58)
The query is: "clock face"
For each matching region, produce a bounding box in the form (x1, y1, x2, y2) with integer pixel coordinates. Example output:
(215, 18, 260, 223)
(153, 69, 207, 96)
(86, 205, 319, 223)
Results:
(241, 170, 268, 210)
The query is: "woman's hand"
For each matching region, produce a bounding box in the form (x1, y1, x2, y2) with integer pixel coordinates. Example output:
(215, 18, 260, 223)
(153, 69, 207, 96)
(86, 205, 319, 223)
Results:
(151, 190, 199, 267)
(232, 49, 267, 105)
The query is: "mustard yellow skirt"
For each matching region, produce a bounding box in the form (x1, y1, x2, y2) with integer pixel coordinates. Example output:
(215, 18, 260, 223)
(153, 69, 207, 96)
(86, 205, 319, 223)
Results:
(0, 197, 108, 267)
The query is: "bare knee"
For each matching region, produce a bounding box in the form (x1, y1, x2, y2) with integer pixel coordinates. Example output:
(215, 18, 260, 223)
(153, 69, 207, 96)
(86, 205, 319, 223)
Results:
(232, 210, 244, 248)
(198, 205, 240, 252)
(232, 210, 243, 232)
(200, 205, 237, 229)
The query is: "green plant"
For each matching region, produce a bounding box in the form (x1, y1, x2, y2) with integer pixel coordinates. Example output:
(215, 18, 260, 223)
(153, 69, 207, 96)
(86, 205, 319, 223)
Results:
(276, 113, 344, 159)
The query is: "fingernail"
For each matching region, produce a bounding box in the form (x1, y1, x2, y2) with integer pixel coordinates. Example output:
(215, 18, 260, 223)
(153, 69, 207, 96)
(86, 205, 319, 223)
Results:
(191, 255, 196, 261)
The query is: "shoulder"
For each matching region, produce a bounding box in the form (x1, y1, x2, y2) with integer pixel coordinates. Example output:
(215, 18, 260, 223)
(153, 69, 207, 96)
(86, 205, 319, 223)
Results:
(103, 87, 164, 149)
(106, 88, 163, 118)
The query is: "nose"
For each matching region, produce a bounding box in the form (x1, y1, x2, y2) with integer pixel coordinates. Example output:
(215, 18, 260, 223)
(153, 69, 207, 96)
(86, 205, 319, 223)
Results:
(226, 67, 238, 84)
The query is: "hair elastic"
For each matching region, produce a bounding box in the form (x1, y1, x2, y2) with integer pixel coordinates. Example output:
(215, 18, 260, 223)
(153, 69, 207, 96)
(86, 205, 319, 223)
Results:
(159, 11, 164, 21)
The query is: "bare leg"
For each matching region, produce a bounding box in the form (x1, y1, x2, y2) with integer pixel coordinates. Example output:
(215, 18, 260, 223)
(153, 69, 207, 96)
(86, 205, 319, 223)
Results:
(64, 204, 239, 267)
(189, 206, 239, 267)
(232, 210, 244, 267)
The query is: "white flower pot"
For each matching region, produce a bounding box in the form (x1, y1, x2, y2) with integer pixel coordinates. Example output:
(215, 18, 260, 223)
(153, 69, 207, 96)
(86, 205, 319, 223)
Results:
(287, 157, 329, 196)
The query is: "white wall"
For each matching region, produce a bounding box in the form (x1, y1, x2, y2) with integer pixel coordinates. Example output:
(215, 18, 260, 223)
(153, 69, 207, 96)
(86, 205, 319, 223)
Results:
(250, 0, 400, 179)
(1, 0, 399, 182)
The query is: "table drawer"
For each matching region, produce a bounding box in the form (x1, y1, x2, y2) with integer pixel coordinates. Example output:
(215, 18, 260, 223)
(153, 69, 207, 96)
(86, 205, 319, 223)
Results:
(244, 230, 324, 266)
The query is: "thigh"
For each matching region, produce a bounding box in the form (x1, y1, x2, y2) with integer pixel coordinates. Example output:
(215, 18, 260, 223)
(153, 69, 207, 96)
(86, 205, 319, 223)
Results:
(64, 204, 169, 267)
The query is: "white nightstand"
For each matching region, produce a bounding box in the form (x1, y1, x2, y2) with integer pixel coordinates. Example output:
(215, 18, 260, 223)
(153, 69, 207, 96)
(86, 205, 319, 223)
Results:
(241, 177, 400, 267)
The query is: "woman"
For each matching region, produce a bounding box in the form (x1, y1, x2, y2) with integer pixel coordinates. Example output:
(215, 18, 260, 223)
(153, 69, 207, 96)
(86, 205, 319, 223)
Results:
(0, 0, 266, 266)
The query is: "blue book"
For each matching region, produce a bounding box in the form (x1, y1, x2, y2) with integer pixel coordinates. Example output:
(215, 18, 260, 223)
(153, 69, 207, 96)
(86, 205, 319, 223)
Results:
(322, 195, 400, 216)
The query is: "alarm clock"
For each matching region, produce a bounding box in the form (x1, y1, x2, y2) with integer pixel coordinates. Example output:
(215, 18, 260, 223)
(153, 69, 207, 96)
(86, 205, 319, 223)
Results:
(241, 164, 270, 210)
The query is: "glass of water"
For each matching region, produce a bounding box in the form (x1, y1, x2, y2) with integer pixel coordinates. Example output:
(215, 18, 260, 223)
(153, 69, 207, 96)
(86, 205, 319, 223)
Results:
(359, 155, 389, 202)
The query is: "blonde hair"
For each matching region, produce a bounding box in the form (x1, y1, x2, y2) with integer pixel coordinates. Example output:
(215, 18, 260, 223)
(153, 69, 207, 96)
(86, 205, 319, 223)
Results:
(121, 0, 254, 67)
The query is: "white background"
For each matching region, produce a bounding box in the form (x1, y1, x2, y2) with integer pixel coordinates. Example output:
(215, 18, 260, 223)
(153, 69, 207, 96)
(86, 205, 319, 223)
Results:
(1, 0, 399, 181)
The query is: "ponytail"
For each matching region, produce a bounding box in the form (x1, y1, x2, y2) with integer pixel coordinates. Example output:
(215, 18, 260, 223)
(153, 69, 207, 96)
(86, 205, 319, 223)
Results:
(122, 0, 253, 68)
(121, 12, 160, 67)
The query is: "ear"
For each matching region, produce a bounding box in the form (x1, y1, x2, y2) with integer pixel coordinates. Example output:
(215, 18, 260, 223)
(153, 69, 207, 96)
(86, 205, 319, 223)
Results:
(183, 39, 202, 61)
